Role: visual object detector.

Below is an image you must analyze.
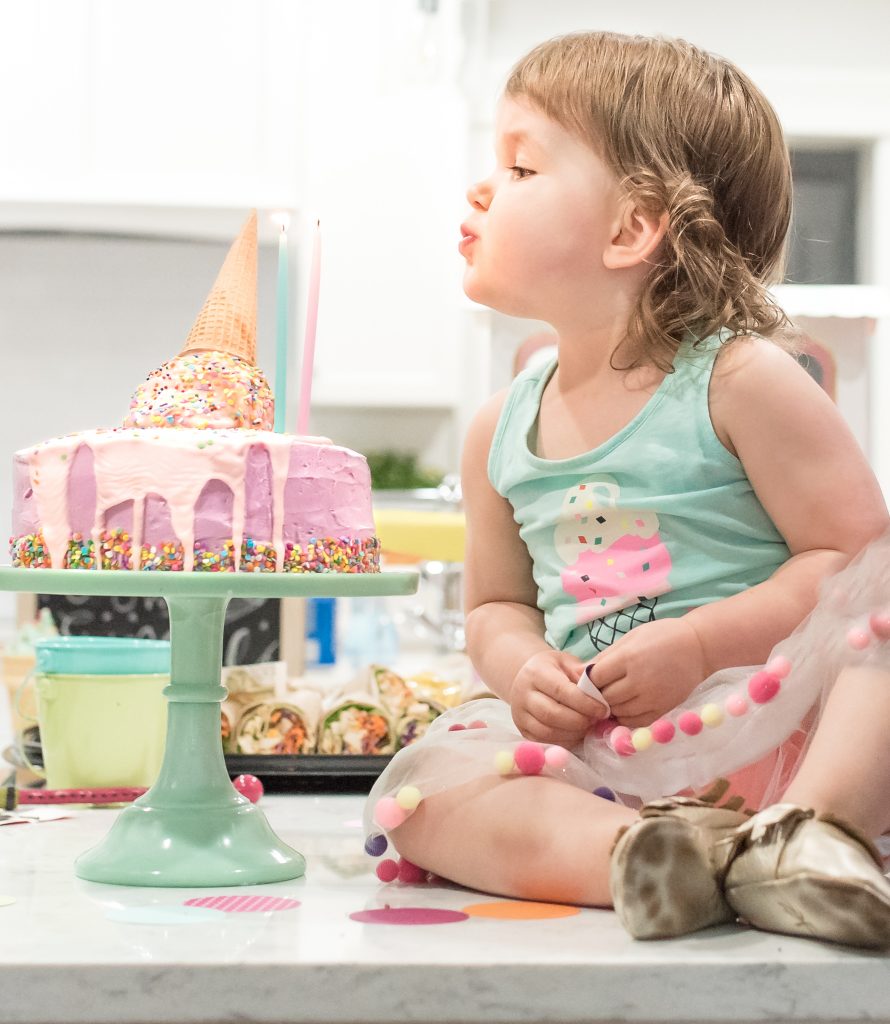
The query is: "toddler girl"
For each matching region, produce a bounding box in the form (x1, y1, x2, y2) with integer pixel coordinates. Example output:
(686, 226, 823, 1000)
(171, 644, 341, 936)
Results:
(365, 31, 890, 948)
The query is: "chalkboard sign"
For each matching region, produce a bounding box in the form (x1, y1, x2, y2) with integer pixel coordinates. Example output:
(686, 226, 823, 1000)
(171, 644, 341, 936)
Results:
(36, 594, 281, 666)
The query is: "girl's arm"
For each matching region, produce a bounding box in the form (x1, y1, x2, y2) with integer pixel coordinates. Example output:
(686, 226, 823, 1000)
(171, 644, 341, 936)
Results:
(461, 390, 551, 699)
(462, 391, 605, 742)
(687, 336, 889, 675)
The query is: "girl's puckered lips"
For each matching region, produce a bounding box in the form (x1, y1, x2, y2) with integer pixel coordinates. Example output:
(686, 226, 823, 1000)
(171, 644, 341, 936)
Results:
(459, 223, 478, 256)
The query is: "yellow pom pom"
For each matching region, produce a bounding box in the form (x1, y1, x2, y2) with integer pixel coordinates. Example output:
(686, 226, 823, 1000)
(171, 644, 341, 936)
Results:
(396, 786, 422, 811)
(700, 703, 724, 728)
(494, 750, 515, 775)
(631, 727, 653, 751)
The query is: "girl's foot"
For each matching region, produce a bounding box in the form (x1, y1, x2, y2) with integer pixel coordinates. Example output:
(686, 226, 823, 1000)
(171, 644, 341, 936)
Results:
(609, 796, 748, 939)
(723, 804, 890, 949)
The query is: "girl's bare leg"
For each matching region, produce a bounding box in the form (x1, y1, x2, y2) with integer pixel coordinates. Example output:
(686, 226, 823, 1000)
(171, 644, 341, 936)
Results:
(781, 665, 890, 837)
(390, 774, 638, 905)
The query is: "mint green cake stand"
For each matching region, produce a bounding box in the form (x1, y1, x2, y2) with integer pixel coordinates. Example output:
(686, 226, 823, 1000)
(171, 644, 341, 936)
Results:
(0, 567, 417, 887)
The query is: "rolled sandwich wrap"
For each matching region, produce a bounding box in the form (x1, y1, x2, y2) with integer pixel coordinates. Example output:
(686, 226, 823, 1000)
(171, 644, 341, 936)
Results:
(371, 665, 415, 715)
(395, 698, 446, 749)
(235, 690, 322, 755)
(319, 696, 395, 755)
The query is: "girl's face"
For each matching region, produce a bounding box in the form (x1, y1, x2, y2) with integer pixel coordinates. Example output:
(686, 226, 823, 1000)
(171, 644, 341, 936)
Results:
(460, 96, 625, 322)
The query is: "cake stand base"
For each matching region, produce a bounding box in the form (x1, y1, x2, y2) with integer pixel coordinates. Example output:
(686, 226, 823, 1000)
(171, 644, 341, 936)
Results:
(75, 799, 305, 886)
(0, 567, 417, 887)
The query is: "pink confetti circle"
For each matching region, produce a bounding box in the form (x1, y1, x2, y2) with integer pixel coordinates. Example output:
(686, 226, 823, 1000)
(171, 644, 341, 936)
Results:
(677, 711, 703, 736)
(650, 719, 675, 744)
(748, 671, 780, 704)
(468, 720, 487, 730)
(448, 723, 466, 732)
(184, 895, 300, 913)
(349, 907, 469, 925)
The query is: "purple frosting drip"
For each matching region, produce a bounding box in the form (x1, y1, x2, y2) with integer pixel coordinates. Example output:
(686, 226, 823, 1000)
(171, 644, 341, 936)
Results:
(143, 493, 176, 549)
(104, 500, 134, 535)
(67, 444, 97, 536)
(243, 445, 273, 541)
(194, 479, 233, 550)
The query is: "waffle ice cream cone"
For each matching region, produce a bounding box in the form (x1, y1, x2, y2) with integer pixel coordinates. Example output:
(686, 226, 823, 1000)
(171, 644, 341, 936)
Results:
(181, 210, 258, 364)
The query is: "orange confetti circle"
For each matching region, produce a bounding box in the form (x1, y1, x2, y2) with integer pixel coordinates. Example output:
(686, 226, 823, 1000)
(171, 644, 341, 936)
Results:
(461, 900, 581, 920)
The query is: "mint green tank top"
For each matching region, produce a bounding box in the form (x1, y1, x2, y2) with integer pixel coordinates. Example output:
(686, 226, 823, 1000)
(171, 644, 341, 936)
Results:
(488, 335, 790, 659)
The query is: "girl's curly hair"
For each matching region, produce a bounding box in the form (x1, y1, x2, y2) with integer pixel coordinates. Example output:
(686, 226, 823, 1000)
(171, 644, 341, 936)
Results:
(506, 32, 793, 370)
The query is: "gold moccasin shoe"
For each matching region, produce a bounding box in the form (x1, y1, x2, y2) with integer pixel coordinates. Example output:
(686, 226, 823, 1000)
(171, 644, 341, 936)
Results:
(723, 804, 890, 950)
(610, 795, 749, 939)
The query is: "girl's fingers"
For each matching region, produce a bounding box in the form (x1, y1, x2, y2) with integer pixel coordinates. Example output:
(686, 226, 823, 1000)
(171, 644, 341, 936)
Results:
(526, 690, 590, 732)
(588, 650, 625, 688)
(539, 663, 609, 718)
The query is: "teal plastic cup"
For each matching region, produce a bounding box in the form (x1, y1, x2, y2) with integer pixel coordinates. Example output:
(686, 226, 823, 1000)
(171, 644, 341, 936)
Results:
(27, 637, 170, 789)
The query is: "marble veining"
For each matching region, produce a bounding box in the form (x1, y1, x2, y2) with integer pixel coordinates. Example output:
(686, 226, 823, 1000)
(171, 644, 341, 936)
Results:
(0, 794, 888, 1024)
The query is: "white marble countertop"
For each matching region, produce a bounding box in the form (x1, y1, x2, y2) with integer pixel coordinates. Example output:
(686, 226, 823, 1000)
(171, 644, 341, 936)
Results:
(1, 793, 889, 1024)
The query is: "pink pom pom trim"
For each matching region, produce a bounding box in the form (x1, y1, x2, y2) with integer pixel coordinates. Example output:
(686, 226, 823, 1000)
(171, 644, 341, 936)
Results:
(544, 745, 570, 768)
(748, 671, 781, 705)
(650, 719, 675, 744)
(374, 797, 409, 831)
(677, 711, 703, 736)
(514, 741, 546, 775)
(376, 858, 399, 882)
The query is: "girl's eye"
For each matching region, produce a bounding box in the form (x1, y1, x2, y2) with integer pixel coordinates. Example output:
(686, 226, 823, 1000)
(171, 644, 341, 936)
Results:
(509, 166, 534, 179)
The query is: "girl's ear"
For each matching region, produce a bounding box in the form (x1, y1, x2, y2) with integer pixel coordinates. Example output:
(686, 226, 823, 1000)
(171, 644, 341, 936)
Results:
(603, 201, 669, 270)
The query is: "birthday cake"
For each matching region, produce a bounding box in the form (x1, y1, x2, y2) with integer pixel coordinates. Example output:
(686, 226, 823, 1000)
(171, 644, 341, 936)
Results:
(10, 213, 380, 574)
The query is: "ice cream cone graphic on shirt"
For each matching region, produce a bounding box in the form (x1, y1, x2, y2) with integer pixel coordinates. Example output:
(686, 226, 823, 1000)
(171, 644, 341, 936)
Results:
(557, 478, 673, 622)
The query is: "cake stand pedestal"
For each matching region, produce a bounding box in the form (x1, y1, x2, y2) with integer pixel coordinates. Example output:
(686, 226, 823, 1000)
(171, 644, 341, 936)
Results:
(0, 567, 417, 887)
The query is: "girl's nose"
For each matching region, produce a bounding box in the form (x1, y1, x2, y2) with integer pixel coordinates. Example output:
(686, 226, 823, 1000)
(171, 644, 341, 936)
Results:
(466, 176, 492, 211)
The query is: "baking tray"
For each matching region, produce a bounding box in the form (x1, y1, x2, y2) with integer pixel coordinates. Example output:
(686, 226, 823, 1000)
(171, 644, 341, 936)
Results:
(18, 730, 391, 795)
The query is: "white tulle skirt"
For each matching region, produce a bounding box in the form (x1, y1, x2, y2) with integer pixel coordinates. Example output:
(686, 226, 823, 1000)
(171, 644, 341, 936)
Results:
(364, 530, 890, 842)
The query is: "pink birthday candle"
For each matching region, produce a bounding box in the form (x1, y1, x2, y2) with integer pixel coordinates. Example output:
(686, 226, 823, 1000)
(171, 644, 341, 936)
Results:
(297, 219, 321, 435)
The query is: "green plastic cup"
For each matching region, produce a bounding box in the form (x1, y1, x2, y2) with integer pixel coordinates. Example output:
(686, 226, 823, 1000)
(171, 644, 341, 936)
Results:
(31, 637, 170, 790)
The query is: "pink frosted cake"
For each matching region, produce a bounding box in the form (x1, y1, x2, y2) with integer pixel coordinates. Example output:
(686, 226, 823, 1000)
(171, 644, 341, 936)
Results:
(9, 212, 380, 574)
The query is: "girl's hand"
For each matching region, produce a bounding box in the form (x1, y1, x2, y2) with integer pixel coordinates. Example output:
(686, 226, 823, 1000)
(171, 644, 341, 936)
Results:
(590, 618, 706, 728)
(510, 648, 608, 747)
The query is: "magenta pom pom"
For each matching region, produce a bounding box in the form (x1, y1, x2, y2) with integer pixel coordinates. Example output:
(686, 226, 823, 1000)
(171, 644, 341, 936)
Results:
(748, 671, 781, 704)
(544, 745, 570, 769)
(468, 720, 487, 730)
(376, 858, 399, 883)
(725, 693, 748, 717)
(766, 655, 792, 680)
(448, 723, 467, 732)
(397, 858, 428, 884)
(677, 711, 703, 736)
(869, 610, 890, 640)
(374, 796, 409, 831)
(232, 774, 264, 803)
(514, 741, 546, 775)
(846, 627, 871, 651)
(650, 719, 675, 744)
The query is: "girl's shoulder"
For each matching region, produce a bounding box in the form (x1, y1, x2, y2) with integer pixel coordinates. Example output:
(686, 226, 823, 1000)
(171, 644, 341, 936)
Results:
(709, 333, 838, 457)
